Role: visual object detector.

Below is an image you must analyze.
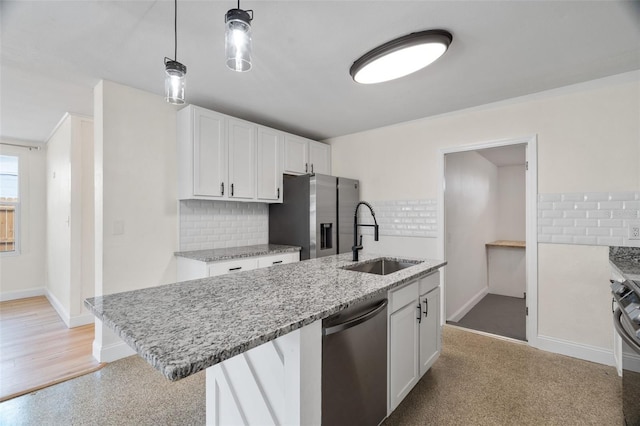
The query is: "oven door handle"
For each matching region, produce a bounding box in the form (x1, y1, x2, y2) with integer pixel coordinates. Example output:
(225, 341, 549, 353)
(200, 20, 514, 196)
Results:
(614, 309, 640, 355)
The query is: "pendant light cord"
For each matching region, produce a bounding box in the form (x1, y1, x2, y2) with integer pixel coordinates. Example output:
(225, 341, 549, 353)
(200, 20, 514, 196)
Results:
(174, 0, 178, 61)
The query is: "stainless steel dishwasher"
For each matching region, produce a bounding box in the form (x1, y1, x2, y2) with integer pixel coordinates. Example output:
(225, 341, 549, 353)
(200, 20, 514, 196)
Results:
(322, 295, 388, 426)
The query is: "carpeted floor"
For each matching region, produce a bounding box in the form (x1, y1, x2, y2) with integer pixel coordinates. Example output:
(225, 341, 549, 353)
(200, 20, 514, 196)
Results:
(448, 293, 527, 341)
(0, 326, 621, 425)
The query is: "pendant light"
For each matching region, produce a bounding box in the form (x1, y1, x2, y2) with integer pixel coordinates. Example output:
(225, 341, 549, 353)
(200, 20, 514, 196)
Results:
(164, 0, 187, 104)
(225, 1, 253, 72)
(350, 30, 452, 84)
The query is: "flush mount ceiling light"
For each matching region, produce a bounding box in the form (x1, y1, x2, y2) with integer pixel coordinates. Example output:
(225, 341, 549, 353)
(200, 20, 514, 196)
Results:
(164, 0, 187, 104)
(225, 1, 253, 72)
(350, 29, 452, 84)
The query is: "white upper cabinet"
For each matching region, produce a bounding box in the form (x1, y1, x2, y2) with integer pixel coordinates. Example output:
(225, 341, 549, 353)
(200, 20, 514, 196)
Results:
(257, 126, 283, 202)
(178, 106, 227, 199)
(283, 134, 309, 174)
(308, 140, 331, 175)
(227, 118, 256, 200)
(178, 104, 326, 203)
(284, 135, 331, 175)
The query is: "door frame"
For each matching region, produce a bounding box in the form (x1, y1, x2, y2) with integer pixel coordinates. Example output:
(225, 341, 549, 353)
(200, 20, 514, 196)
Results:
(437, 135, 538, 347)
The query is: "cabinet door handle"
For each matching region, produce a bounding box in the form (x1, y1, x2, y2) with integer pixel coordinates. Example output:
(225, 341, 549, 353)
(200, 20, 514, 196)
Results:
(311, 163, 314, 173)
(423, 298, 429, 317)
(277, 188, 280, 199)
(417, 304, 422, 324)
(231, 183, 234, 196)
(272, 260, 283, 265)
(305, 163, 308, 173)
(221, 182, 224, 196)
(228, 267, 242, 272)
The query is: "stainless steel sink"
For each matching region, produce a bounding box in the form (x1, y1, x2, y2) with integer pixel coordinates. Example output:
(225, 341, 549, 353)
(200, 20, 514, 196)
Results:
(342, 258, 421, 276)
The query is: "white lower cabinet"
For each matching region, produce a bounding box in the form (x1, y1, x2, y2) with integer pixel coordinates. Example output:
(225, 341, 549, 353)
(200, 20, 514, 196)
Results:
(388, 271, 441, 413)
(208, 258, 258, 277)
(177, 252, 300, 281)
(419, 286, 441, 376)
(389, 298, 420, 408)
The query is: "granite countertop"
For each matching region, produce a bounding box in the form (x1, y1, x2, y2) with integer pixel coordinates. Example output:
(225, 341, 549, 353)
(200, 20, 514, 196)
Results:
(610, 246, 640, 281)
(174, 244, 301, 262)
(85, 253, 446, 381)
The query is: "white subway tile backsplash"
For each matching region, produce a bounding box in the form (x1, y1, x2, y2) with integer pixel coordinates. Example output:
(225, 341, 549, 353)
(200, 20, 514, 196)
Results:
(539, 194, 562, 202)
(538, 191, 639, 247)
(358, 199, 438, 238)
(573, 236, 598, 245)
(587, 210, 611, 219)
(551, 235, 574, 244)
(598, 201, 624, 210)
(597, 236, 624, 246)
(609, 192, 637, 201)
(561, 193, 585, 202)
(179, 200, 268, 251)
(574, 201, 598, 210)
(584, 192, 610, 201)
(563, 210, 586, 219)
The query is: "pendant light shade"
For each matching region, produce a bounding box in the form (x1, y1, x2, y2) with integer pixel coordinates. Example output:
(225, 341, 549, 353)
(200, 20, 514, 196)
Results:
(165, 58, 187, 104)
(350, 30, 452, 84)
(225, 7, 253, 72)
(164, 0, 187, 104)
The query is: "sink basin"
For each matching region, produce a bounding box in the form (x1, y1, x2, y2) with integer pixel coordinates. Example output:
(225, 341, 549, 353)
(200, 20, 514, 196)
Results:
(342, 258, 421, 276)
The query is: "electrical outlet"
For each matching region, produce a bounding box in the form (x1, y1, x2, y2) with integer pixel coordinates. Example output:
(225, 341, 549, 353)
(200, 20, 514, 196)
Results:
(630, 223, 640, 240)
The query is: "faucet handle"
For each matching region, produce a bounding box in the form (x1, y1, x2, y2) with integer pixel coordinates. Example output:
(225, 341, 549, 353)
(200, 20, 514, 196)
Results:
(359, 235, 363, 245)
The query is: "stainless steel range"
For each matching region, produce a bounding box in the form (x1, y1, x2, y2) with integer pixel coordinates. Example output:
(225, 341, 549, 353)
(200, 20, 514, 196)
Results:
(610, 247, 640, 426)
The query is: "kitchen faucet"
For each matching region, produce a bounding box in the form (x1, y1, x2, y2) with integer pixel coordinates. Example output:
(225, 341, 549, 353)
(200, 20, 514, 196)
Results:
(352, 201, 379, 261)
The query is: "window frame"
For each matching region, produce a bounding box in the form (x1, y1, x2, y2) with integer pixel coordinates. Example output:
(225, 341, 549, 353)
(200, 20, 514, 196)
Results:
(0, 152, 21, 257)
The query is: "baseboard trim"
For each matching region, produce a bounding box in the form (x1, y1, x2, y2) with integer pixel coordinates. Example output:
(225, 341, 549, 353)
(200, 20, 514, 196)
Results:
(45, 290, 72, 328)
(0, 287, 45, 302)
(69, 313, 95, 328)
(536, 334, 615, 366)
(447, 287, 489, 322)
(44, 290, 94, 329)
(92, 340, 136, 363)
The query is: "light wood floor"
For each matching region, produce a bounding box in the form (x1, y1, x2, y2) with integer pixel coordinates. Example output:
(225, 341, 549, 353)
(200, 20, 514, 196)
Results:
(0, 296, 104, 402)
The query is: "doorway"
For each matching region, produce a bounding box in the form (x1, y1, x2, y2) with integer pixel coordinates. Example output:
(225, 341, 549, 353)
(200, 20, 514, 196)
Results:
(438, 136, 538, 344)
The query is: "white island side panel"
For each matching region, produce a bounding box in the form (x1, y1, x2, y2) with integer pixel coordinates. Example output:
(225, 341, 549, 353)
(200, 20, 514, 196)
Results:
(206, 320, 321, 426)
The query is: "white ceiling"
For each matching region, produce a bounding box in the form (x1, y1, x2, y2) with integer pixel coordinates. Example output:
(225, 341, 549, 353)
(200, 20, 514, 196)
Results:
(2, 1, 639, 143)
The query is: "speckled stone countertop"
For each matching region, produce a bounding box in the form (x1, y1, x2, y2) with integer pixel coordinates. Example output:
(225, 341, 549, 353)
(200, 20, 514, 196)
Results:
(610, 246, 640, 281)
(85, 253, 446, 381)
(174, 244, 301, 262)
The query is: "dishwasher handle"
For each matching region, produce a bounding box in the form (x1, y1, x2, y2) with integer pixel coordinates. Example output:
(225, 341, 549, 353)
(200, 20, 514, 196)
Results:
(614, 308, 640, 355)
(323, 299, 388, 336)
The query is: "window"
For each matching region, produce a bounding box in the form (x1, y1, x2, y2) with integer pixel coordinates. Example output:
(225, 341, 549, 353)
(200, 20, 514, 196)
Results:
(0, 155, 19, 253)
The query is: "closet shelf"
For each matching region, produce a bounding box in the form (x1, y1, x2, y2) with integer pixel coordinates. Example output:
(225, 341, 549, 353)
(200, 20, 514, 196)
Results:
(485, 240, 526, 248)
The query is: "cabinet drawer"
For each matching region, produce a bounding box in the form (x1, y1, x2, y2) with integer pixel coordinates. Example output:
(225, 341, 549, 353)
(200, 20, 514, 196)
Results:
(208, 258, 258, 277)
(419, 271, 440, 296)
(389, 280, 419, 313)
(257, 253, 296, 268)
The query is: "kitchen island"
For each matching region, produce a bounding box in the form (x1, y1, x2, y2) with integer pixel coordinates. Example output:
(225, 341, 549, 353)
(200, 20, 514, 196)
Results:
(85, 253, 446, 424)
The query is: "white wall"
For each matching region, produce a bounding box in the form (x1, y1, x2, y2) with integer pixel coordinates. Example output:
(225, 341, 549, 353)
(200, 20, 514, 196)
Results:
(0, 142, 46, 300)
(327, 71, 640, 364)
(497, 165, 526, 241)
(444, 151, 498, 321)
(46, 117, 72, 317)
(93, 80, 178, 361)
(45, 114, 94, 327)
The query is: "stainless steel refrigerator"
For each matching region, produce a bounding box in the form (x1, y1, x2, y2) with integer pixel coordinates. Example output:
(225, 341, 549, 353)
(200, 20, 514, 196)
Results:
(269, 174, 359, 260)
